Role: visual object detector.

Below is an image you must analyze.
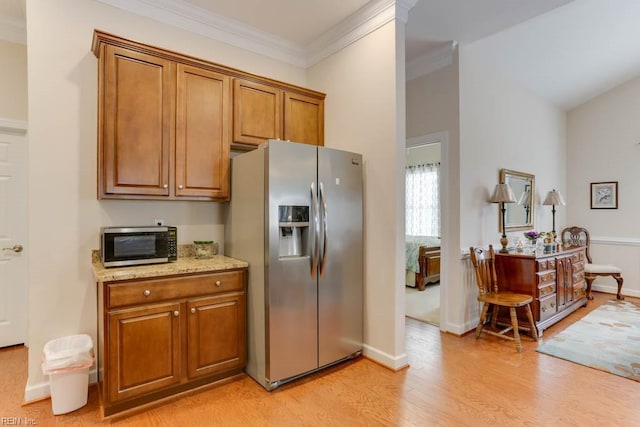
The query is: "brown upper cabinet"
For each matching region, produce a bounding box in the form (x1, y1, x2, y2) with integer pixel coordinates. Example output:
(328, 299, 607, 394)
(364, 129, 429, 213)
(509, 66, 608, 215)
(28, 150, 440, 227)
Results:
(233, 79, 324, 148)
(92, 30, 325, 201)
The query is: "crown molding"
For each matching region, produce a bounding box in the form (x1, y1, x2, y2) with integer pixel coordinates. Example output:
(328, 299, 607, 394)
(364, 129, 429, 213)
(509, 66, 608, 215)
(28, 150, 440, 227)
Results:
(306, 0, 418, 67)
(0, 118, 28, 133)
(406, 41, 457, 81)
(96, 0, 418, 69)
(95, 0, 307, 67)
(0, 15, 26, 45)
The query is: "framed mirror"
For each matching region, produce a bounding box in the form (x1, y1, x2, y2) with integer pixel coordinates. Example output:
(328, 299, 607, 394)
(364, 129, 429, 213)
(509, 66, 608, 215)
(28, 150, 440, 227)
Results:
(499, 168, 535, 232)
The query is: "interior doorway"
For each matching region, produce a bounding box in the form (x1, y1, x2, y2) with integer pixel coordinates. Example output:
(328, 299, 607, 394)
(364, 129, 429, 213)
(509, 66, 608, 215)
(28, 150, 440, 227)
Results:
(404, 132, 446, 327)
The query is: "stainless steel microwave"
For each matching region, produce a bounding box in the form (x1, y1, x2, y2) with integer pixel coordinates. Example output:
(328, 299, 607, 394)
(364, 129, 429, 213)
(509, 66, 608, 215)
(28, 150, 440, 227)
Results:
(100, 226, 177, 268)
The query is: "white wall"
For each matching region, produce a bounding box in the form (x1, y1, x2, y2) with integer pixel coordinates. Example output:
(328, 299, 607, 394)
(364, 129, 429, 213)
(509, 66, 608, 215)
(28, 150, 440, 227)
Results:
(406, 143, 440, 167)
(457, 44, 567, 331)
(0, 40, 27, 120)
(406, 63, 458, 139)
(567, 75, 640, 297)
(307, 21, 408, 369)
(25, 0, 308, 401)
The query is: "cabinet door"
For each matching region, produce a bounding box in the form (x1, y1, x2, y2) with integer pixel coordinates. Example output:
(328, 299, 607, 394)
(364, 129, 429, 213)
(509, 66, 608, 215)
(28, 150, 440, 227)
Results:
(101, 45, 174, 197)
(555, 256, 574, 311)
(176, 65, 231, 199)
(187, 293, 246, 379)
(233, 78, 282, 146)
(107, 302, 181, 402)
(283, 92, 324, 146)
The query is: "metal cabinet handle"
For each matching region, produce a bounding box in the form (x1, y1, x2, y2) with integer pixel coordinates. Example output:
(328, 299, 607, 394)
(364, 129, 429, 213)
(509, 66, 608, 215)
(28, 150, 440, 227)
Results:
(191, 308, 196, 314)
(215, 280, 221, 287)
(178, 185, 184, 189)
(2, 245, 23, 253)
(173, 311, 179, 317)
(163, 184, 168, 189)
(541, 306, 547, 312)
(143, 290, 151, 297)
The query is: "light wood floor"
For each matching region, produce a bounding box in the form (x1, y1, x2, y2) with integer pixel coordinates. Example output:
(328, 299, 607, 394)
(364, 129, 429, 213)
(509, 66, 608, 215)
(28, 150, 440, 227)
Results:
(2, 292, 639, 426)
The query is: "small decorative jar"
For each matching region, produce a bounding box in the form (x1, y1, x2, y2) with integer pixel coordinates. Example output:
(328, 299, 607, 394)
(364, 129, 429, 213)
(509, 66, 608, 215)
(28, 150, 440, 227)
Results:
(194, 241, 215, 259)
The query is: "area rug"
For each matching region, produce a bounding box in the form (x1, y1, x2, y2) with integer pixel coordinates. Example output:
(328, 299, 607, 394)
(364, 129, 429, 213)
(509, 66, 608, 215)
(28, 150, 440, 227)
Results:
(536, 299, 640, 382)
(405, 284, 439, 326)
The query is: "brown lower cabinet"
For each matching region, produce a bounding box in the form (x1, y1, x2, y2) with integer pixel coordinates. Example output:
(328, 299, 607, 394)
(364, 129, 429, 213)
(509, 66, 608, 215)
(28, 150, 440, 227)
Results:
(495, 246, 587, 336)
(97, 270, 246, 417)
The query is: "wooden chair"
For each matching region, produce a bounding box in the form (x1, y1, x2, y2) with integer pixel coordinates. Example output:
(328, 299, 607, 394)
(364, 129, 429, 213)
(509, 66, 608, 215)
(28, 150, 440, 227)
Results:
(469, 245, 538, 352)
(561, 226, 624, 300)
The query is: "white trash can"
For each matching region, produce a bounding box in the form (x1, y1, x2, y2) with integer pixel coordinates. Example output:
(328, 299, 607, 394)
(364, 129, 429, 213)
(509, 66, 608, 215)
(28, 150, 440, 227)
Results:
(41, 334, 94, 415)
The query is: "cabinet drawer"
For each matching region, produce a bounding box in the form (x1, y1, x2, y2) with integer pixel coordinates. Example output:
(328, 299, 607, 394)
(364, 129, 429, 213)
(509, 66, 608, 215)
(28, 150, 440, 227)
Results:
(572, 261, 584, 273)
(538, 283, 556, 297)
(536, 259, 555, 271)
(107, 271, 245, 308)
(539, 295, 557, 321)
(536, 271, 556, 285)
(570, 252, 584, 264)
(573, 271, 584, 283)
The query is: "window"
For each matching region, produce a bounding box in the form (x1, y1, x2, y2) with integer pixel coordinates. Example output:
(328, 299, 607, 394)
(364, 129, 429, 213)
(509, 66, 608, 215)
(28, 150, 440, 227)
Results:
(405, 163, 440, 236)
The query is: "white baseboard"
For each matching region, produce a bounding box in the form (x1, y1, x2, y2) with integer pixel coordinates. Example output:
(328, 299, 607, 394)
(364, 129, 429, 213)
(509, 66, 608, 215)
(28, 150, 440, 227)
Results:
(592, 284, 637, 299)
(24, 368, 98, 404)
(362, 344, 408, 371)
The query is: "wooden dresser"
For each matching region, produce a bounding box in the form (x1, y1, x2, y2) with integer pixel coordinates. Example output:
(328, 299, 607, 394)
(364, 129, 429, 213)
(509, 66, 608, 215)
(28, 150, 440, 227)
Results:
(495, 247, 587, 336)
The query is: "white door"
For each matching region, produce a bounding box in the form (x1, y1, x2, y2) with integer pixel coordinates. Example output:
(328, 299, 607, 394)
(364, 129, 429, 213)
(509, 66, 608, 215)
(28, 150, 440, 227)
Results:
(0, 119, 27, 348)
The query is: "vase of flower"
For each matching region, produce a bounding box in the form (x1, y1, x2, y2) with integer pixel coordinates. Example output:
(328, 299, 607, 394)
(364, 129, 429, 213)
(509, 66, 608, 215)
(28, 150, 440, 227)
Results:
(524, 231, 545, 248)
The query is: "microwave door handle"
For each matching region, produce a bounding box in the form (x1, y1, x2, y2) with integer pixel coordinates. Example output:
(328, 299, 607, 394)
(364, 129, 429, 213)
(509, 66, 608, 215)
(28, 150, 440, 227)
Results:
(310, 182, 319, 278)
(319, 182, 328, 276)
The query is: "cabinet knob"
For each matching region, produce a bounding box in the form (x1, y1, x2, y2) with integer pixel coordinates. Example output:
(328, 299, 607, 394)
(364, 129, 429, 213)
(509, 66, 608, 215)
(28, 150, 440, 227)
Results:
(173, 310, 179, 317)
(215, 280, 221, 287)
(541, 306, 547, 312)
(178, 184, 184, 190)
(143, 289, 151, 297)
(163, 184, 168, 189)
(191, 308, 196, 314)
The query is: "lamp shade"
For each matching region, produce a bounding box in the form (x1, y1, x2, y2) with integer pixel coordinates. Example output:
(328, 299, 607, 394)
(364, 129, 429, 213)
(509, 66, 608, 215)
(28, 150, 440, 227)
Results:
(543, 189, 566, 206)
(518, 186, 531, 206)
(489, 183, 517, 204)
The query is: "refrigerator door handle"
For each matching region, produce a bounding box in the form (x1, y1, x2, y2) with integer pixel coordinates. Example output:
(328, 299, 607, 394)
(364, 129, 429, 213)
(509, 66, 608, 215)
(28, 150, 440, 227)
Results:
(319, 182, 328, 276)
(310, 181, 319, 278)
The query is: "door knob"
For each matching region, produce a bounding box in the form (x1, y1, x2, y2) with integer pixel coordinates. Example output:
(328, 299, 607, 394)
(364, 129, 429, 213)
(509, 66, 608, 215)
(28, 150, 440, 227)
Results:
(2, 244, 23, 253)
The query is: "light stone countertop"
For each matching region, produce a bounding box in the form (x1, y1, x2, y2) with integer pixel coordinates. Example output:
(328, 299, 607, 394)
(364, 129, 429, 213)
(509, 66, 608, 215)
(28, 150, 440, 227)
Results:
(91, 250, 248, 283)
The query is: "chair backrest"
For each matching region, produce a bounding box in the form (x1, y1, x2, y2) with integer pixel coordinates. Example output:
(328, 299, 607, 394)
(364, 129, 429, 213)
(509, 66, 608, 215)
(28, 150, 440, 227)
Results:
(469, 244, 498, 296)
(560, 226, 593, 263)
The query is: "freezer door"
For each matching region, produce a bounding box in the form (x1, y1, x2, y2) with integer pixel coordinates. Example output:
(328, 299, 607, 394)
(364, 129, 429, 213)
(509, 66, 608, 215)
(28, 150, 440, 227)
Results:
(317, 147, 363, 367)
(266, 140, 319, 383)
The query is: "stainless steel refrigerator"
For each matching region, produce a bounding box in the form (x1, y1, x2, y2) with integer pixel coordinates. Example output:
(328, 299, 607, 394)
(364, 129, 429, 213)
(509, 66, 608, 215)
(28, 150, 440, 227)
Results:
(225, 139, 363, 390)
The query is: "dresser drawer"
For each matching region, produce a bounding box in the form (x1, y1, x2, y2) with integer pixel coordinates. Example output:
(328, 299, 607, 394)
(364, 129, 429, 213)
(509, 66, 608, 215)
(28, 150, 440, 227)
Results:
(538, 283, 556, 297)
(536, 258, 556, 271)
(536, 271, 556, 285)
(573, 271, 584, 283)
(572, 261, 584, 273)
(539, 295, 557, 321)
(570, 251, 584, 264)
(107, 271, 245, 308)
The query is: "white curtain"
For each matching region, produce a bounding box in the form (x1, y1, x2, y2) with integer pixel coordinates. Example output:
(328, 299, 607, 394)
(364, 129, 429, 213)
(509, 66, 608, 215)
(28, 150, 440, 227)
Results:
(405, 163, 440, 236)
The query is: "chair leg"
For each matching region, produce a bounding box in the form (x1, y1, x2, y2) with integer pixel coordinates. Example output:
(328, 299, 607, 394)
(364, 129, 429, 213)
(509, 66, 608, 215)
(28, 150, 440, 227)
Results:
(490, 305, 499, 328)
(585, 277, 595, 300)
(476, 303, 490, 339)
(524, 304, 538, 341)
(509, 307, 522, 352)
(615, 276, 624, 300)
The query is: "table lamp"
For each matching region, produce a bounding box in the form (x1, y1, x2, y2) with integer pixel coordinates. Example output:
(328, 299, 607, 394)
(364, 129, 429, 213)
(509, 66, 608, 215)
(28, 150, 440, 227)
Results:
(543, 189, 566, 238)
(490, 183, 517, 253)
(518, 184, 531, 224)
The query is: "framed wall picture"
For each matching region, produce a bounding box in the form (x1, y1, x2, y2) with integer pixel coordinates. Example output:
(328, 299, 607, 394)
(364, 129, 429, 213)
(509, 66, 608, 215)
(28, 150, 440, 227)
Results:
(590, 181, 618, 209)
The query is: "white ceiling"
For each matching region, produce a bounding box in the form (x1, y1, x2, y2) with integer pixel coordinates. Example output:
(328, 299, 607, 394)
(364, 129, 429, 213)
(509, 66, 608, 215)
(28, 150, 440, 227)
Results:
(2, 0, 640, 110)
